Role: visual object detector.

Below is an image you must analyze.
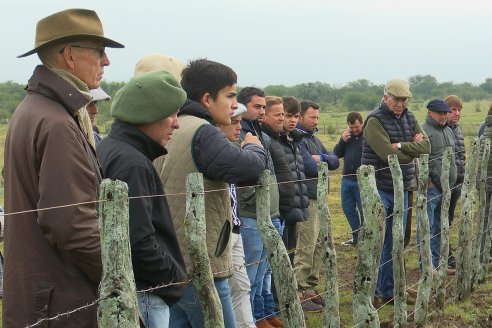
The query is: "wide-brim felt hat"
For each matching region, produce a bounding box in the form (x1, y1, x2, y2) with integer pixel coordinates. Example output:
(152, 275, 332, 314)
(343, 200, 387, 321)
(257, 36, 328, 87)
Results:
(18, 8, 124, 58)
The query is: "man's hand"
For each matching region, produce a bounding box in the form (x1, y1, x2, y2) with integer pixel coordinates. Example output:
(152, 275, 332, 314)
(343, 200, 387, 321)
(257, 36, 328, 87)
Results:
(312, 155, 321, 163)
(241, 132, 263, 148)
(413, 133, 424, 142)
(342, 129, 351, 142)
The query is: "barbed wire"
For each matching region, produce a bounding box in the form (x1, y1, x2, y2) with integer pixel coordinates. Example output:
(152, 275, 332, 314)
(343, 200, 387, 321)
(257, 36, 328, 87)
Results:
(23, 204, 492, 328)
(1, 144, 474, 217)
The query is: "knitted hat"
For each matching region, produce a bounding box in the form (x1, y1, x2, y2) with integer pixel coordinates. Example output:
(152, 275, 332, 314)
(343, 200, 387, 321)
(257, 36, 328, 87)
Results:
(134, 53, 185, 81)
(427, 99, 451, 112)
(384, 79, 412, 98)
(111, 70, 187, 124)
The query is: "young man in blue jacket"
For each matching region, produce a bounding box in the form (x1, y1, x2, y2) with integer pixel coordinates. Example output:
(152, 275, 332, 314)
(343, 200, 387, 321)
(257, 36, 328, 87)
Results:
(157, 59, 267, 328)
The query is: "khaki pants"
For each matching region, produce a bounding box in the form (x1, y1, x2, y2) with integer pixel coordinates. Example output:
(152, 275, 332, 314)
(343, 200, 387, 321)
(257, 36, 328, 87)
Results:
(229, 233, 255, 328)
(294, 200, 323, 290)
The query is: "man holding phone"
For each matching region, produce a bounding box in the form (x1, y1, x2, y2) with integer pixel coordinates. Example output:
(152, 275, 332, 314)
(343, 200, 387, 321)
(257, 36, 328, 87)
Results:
(334, 112, 364, 246)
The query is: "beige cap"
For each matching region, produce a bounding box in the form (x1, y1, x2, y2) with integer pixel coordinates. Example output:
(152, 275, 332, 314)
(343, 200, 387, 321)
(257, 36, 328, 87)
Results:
(134, 53, 185, 81)
(384, 79, 412, 98)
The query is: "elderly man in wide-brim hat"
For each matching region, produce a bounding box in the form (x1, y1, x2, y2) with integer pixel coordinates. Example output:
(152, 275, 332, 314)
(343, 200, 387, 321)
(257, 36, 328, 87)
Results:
(3, 8, 123, 327)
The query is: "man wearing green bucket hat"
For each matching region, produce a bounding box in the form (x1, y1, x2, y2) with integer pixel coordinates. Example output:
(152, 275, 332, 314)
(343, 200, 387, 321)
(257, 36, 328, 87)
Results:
(97, 70, 188, 328)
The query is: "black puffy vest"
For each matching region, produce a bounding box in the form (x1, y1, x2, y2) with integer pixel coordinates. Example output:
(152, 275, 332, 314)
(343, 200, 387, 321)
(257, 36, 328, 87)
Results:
(279, 129, 309, 223)
(362, 104, 417, 191)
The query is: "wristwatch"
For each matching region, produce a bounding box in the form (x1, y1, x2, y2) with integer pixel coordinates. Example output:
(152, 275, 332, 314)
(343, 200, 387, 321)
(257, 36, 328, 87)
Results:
(397, 142, 402, 150)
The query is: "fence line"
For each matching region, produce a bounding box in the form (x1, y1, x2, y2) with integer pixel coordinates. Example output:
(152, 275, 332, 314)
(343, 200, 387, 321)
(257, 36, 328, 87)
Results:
(21, 195, 492, 327)
(13, 144, 491, 327)
(2, 147, 471, 218)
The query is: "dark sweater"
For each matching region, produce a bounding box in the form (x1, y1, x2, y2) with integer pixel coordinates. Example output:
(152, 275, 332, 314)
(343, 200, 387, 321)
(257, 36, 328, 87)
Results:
(333, 133, 363, 180)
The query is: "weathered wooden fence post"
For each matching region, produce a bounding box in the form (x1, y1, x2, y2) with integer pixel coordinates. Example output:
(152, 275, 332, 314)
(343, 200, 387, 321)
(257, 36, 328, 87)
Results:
(98, 179, 139, 328)
(388, 155, 408, 328)
(456, 139, 480, 300)
(473, 138, 491, 286)
(185, 173, 224, 328)
(414, 155, 432, 328)
(256, 170, 305, 328)
(317, 162, 340, 328)
(435, 148, 452, 311)
(483, 139, 492, 277)
(352, 165, 385, 328)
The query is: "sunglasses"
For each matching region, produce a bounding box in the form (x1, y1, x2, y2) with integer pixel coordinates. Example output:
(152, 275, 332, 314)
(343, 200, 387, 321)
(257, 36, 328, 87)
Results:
(59, 45, 106, 58)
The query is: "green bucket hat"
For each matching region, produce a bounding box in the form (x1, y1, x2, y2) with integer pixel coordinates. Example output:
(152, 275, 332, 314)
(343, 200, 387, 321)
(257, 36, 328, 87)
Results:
(111, 70, 187, 124)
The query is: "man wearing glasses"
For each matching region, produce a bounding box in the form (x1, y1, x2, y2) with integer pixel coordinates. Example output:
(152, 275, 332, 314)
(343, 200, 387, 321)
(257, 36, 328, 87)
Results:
(361, 80, 430, 306)
(4, 9, 123, 327)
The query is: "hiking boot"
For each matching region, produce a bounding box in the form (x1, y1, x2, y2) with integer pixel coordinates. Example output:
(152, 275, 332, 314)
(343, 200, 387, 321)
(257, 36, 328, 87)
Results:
(299, 293, 323, 313)
(406, 287, 418, 297)
(267, 316, 283, 327)
(448, 253, 456, 269)
(446, 267, 456, 275)
(341, 238, 357, 247)
(373, 296, 394, 308)
(256, 319, 275, 328)
(304, 289, 325, 307)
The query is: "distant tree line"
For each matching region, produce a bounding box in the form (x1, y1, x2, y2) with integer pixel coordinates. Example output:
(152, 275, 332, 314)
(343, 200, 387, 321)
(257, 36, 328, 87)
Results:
(2, 74, 492, 127)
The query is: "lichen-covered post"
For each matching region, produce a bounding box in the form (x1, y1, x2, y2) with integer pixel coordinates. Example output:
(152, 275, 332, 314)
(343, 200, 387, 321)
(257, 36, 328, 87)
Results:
(98, 179, 140, 328)
(317, 162, 340, 328)
(435, 148, 452, 311)
(473, 138, 490, 286)
(388, 155, 407, 328)
(185, 173, 224, 328)
(456, 139, 479, 300)
(352, 165, 385, 328)
(414, 155, 433, 328)
(256, 170, 305, 328)
(483, 139, 492, 277)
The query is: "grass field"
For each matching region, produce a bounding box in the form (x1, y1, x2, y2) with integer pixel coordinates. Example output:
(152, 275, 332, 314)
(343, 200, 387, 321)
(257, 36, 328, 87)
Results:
(0, 101, 491, 326)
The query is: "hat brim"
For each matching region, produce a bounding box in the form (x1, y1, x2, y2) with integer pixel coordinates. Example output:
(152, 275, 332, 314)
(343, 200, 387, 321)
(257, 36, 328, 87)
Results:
(17, 34, 124, 58)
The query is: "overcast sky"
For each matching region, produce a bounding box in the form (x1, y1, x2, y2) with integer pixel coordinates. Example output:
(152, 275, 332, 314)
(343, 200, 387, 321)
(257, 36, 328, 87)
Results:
(2, 0, 492, 87)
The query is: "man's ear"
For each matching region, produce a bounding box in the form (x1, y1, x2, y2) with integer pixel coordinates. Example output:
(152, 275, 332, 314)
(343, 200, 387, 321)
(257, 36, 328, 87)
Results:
(59, 46, 77, 71)
(200, 92, 212, 109)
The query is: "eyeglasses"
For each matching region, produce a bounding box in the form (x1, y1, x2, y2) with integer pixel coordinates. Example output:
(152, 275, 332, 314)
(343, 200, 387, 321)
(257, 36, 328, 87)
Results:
(391, 96, 409, 104)
(59, 45, 106, 58)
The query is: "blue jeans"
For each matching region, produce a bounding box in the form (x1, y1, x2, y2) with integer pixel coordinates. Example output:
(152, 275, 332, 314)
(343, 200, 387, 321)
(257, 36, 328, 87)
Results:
(417, 186, 442, 268)
(377, 189, 408, 299)
(169, 280, 236, 328)
(240, 217, 267, 320)
(137, 292, 170, 328)
(341, 177, 364, 242)
(262, 218, 284, 318)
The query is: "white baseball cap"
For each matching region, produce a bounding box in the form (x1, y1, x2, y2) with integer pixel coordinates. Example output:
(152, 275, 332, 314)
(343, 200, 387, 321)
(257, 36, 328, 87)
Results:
(233, 103, 247, 117)
(90, 87, 111, 102)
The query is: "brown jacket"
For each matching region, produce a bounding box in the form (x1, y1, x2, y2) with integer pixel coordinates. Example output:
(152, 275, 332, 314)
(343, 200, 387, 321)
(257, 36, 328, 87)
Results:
(3, 66, 103, 327)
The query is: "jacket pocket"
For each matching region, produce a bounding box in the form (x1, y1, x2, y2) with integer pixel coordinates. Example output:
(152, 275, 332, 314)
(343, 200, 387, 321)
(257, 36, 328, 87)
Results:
(33, 281, 54, 328)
